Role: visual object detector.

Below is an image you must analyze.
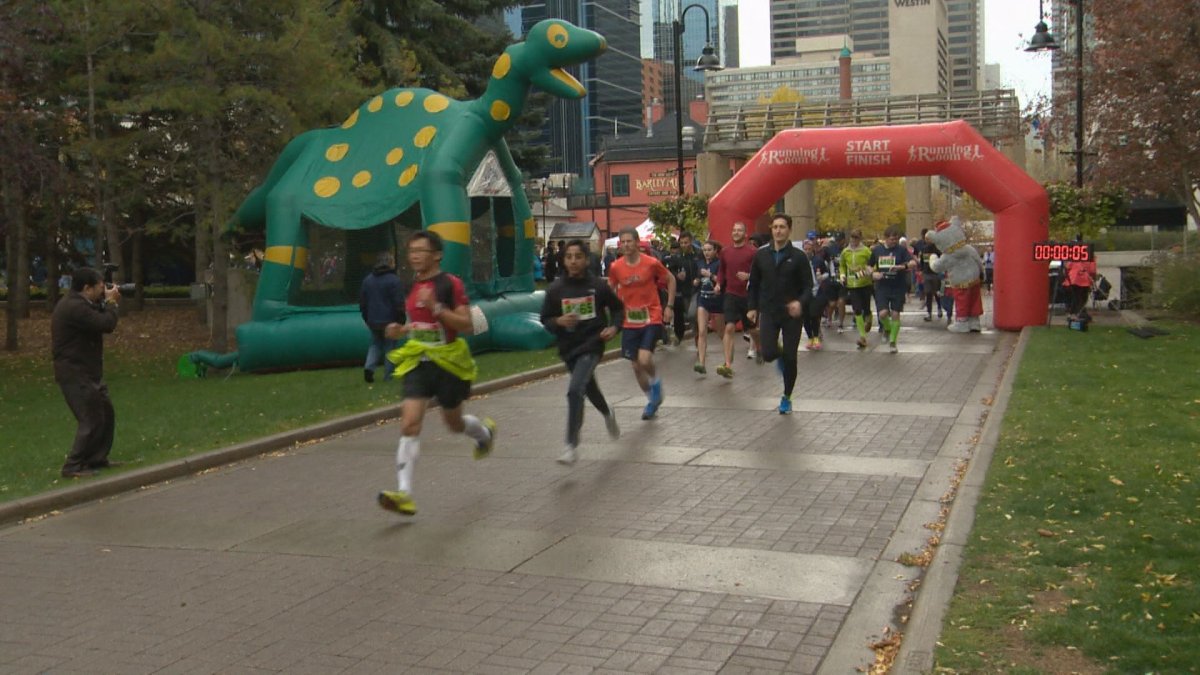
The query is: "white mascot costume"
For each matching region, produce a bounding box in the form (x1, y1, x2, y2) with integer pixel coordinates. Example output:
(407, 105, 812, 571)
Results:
(928, 217, 985, 333)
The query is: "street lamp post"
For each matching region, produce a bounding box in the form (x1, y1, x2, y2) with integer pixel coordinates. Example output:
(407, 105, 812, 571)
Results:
(1026, 0, 1085, 189)
(673, 4, 723, 197)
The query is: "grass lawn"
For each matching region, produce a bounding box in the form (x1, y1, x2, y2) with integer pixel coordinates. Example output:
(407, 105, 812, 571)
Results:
(933, 322, 1199, 674)
(0, 306, 580, 503)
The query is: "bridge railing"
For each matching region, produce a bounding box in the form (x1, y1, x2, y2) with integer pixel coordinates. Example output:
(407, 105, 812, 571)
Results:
(702, 89, 1023, 154)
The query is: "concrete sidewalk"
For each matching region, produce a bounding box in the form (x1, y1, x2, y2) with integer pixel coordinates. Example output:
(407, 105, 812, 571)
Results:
(0, 306, 1022, 674)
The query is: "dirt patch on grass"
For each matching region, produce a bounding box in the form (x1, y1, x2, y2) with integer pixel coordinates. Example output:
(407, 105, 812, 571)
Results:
(0, 304, 212, 364)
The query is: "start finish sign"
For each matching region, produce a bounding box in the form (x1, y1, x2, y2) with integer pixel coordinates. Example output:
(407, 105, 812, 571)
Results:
(1032, 241, 1094, 262)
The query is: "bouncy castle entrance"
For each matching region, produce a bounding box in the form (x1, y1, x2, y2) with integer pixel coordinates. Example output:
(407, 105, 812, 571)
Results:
(706, 121, 1048, 330)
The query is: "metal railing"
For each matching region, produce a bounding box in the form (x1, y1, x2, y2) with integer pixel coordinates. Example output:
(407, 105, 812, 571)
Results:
(702, 89, 1023, 154)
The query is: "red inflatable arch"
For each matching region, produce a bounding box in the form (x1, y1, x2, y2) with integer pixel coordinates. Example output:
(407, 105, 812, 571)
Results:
(707, 121, 1048, 331)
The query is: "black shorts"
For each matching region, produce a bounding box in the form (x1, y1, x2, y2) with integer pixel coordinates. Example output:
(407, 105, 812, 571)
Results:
(402, 360, 472, 409)
(698, 293, 723, 314)
(848, 286, 873, 315)
(723, 294, 756, 327)
(875, 287, 906, 313)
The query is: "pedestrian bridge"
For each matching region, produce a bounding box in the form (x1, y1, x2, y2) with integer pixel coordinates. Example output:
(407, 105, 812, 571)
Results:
(702, 89, 1023, 155)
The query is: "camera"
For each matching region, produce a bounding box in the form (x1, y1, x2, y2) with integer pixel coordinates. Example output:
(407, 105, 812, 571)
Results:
(102, 263, 137, 295)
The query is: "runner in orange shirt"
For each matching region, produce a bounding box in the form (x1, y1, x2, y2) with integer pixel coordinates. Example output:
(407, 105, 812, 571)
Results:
(608, 226, 676, 420)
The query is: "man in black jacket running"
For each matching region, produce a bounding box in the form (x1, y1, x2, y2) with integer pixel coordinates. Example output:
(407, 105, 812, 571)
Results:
(747, 214, 814, 415)
(540, 240, 624, 465)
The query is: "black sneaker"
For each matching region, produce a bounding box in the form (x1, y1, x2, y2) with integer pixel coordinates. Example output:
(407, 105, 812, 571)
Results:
(364, 369, 375, 384)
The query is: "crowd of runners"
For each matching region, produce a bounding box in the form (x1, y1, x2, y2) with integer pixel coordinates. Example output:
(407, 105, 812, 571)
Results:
(375, 218, 985, 515)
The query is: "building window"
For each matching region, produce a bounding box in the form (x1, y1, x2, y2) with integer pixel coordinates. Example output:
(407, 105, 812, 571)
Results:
(612, 174, 630, 197)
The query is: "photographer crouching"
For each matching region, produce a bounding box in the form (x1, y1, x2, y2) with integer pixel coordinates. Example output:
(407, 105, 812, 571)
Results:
(52, 267, 125, 478)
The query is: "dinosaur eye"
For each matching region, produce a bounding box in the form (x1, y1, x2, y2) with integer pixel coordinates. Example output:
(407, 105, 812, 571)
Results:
(548, 24, 569, 48)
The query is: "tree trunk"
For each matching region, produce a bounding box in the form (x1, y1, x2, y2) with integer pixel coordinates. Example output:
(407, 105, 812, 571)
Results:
(130, 226, 144, 310)
(209, 151, 229, 353)
(15, 196, 30, 320)
(3, 174, 24, 350)
(45, 219, 60, 308)
(195, 208, 211, 285)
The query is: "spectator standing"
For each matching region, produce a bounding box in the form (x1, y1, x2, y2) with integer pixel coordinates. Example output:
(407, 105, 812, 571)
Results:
(359, 251, 405, 383)
(53, 267, 122, 478)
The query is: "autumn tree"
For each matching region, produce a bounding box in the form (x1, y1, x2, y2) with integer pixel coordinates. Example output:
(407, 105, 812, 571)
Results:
(1088, 0, 1200, 225)
(814, 178, 906, 238)
(647, 194, 709, 246)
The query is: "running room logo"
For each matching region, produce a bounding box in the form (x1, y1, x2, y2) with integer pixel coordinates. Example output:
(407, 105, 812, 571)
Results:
(906, 144, 985, 163)
(845, 139, 892, 166)
(758, 147, 831, 166)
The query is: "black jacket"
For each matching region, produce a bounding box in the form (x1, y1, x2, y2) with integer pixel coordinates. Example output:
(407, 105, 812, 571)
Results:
(748, 243, 815, 319)
(359, 264, 405, 330)
(51, 291, 119, 383)
(665, 251, 700, 298)
(540, 271, 623, 361)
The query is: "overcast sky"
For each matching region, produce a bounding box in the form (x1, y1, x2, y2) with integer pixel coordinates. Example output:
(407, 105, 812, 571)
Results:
(735, 0, 1053, 105)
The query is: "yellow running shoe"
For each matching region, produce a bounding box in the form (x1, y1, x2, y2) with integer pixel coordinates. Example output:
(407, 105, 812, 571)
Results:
(377, 490, 417, 515)
(474, 417, 497, 460)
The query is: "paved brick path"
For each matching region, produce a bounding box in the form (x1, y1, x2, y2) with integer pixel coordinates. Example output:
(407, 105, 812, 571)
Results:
(0, 307, 1017, 674)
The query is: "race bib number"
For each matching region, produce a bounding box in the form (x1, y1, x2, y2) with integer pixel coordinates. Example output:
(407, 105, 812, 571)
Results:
(562, 295, 597, 320)
(625, 307, 649, 326)
(408, 321, 447, 346)
(877, 255, 897, 269)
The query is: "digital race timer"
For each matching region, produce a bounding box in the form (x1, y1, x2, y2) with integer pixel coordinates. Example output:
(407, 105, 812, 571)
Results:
(1032, 241, 1094, 262)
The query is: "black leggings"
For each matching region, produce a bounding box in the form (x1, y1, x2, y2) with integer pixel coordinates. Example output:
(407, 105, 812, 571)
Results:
(759, 312, 803, 397)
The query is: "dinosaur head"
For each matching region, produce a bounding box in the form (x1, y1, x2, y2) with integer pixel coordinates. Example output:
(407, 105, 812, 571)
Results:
(522, 19, 607, 99)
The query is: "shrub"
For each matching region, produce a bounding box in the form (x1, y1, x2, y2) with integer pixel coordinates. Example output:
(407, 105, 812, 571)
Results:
(1149, 251, 1200, 318)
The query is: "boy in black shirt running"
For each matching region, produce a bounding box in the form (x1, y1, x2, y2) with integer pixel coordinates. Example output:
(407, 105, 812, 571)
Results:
(540, 240, 623, 464)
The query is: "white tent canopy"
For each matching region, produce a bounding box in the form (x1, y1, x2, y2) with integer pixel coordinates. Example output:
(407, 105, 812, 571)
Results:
(603, 219, 656, 248)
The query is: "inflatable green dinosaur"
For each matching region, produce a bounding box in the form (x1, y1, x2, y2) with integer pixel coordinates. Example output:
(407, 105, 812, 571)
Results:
(188, 20, 606, 372)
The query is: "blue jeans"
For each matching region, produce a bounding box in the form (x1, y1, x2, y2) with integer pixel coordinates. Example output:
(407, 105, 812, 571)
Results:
(365, 331, 398, 379)
(565, 352, 611, 447)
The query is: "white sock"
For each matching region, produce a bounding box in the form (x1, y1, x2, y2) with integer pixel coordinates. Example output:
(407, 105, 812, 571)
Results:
(462, 415, 491, 445)
(396, 436, 419, 493)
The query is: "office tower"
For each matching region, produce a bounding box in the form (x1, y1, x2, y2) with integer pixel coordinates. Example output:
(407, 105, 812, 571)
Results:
(769, 0, 980, 93)
(650, 0, 719, 118)
(518, 1, 643, 177)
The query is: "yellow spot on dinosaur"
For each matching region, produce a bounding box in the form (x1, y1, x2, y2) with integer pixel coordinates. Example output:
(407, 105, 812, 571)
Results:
(424, 94, 450, 113)
(395, 91, 414, 107)
(429, 221, 470, 245)
(399, 165, 419, 187)
(352, 171, 372, 188)
(367, 96, 383, 113)
(492, 53, 511, 79)
(325, 143, 349, 162)
(490, 101, 511, 121)
(524, 218, 536, 239)
(264, 246, 309, 270)
(414, 126, 437, 148)
(313, 177, 340, 198)
(386, 147, 404, 165)
(548, 23, 569, 48)
(341, 109, 359, 129)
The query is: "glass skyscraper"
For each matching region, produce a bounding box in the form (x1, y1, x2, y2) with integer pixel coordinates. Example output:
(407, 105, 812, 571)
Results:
(518, 1, 644, 177)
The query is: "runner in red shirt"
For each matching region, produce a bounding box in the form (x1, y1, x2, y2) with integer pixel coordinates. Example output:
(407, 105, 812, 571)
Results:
(608, 226, 676, 419)
(715, 221, 761, 377)
(376, 230, 496, 517)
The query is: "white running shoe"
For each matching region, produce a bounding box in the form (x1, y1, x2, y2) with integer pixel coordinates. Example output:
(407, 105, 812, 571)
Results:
(746, 348, 757, 360)
(557, 445, 578, 465)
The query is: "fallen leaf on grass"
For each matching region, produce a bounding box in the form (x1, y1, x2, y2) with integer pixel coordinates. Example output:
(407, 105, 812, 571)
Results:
(1037, 528, 1056, 537)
